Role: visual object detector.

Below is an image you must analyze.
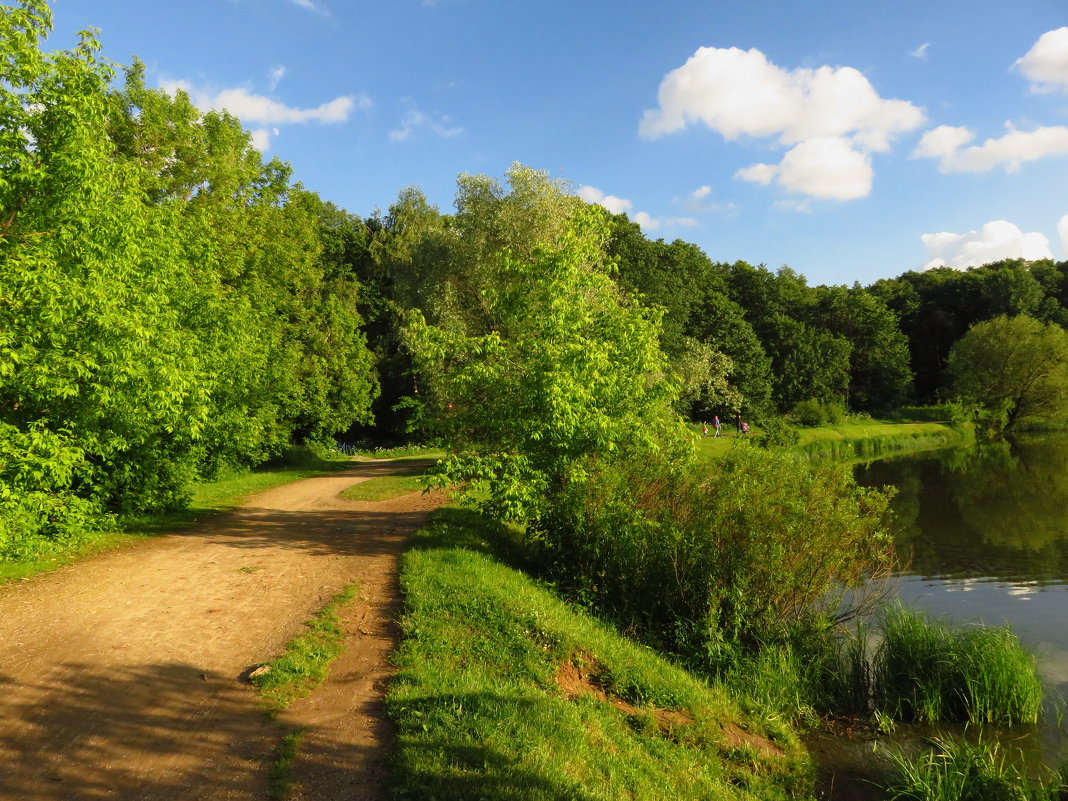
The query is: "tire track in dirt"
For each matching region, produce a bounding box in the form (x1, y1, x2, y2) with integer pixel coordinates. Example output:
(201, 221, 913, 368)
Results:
(0, 459, 444, 801)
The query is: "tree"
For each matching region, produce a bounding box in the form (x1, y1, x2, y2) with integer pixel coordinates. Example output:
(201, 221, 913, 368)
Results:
(406, 206, 684, 523)
(947, 315, 1068, 429)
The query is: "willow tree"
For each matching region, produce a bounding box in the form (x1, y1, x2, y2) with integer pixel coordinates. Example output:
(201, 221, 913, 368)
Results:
(947, 315, 1068, 429)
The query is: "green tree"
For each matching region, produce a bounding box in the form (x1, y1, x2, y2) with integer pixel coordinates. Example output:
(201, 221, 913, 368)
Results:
(406, 206, 684, 523)
(947, 315, 1068, 429)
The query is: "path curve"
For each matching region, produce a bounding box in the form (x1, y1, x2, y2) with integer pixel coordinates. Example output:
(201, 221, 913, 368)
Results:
(0, 460, 444, 801)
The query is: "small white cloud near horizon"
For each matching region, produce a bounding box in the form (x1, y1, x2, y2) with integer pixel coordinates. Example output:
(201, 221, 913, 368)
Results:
(388, 107, 463, 142)
(1014, 27, 1068, 94)
(579, 185, 698, 231)
(1059, 214, 1068, 258)
(911, 42, 932, 60)
(921, 220, 1053, 270)
(578, 185, 632, 214)
(160, 79, 366, 151)
(639, 45, 925, 200)
(912, 122, 1068, 173)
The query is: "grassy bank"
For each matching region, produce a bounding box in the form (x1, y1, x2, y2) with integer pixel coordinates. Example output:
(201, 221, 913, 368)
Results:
(387, 507, 815, 800)
(696, 419, 971, 463)
(0, 446, 360, 584)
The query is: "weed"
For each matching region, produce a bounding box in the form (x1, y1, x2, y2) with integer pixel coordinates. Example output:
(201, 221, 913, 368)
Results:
(252, 584, 359, 713)
(267, 727, 305, 801)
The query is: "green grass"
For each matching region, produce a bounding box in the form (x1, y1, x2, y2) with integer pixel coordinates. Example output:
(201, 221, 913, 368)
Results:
(694, 419, 971, 464)
(267, 727, 306, 801)
(885, 736, 1067, 801)
(252, 583, 359, 713)
(387, 506, 814, 801)
(339, 458, 433, 502)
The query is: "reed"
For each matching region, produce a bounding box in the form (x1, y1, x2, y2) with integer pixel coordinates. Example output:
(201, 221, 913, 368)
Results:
(885, 737, 1067, 801)
(873, 605, 1043, 725)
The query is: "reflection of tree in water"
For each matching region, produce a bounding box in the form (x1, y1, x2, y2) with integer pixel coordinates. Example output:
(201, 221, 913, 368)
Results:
(855, 437, 1068, 582)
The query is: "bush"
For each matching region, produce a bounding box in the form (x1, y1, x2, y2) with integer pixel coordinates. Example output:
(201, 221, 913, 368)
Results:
(533, 447, 895, 664)
(787, 398, 847, 427)
(754, 416, 801, 449)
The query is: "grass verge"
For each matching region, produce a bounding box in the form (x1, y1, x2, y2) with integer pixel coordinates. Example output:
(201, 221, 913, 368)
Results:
(886, 736, 1067, 800)
(252, 583, 360, 714)
(695, 420, 971, 464)
(387, 506, 814, 800)
(340, 458, 434, 502)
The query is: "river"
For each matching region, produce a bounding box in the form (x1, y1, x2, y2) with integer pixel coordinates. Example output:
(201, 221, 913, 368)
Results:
(812, 435, 1068, 797)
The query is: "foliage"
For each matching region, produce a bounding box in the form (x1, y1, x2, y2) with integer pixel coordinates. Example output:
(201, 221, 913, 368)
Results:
(787, 399, 846, 427)
(947, 315, 1068, 429)
(536, 447, 895, 661)
(753, 416, 801, 449)
(406, 205, 684, 523)
(0, 5, 376, 557)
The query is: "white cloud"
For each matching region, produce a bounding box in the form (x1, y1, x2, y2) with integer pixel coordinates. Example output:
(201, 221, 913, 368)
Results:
(1014, 27, 1068, 93)
(389, 107, 463, 142)
(639, 46, 925, 148)
(911, 42, 932, 60)
(921, 220, 1053, 270)
(161, 80, 367, 125)
(290, 0, 322, 11)
(634, 211, 699, 231)
(736, 136, 873, 200)
(691, 185, 711, 201)
(250, 128, 271, 151)
(579, 185, 697, 230)
(267, 65, 286, 91)
(578, 185, 632, 214)
(1059, 214, 1068, 258)
(912, 123, 1068, 172)
(639, 46, 924, 200)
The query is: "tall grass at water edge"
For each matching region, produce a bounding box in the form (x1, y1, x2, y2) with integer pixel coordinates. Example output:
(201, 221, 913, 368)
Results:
(885, 737, 1068, 801)
(873, 605, 1044, 726)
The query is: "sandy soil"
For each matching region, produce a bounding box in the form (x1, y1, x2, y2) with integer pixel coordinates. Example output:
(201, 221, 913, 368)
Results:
(0, 459, 444, 801)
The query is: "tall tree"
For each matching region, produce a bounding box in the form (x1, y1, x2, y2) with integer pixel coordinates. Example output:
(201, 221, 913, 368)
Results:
(947, 315, 1068, 428)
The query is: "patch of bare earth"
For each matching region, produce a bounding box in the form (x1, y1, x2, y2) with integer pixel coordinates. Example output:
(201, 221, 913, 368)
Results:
(554, 652, 783, 760)
(554, 653, 696, 733)
(0, 460, 444, 801)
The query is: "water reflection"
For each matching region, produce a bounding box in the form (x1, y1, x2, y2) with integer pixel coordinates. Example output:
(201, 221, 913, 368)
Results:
(857, 435, 1068, 584)
(853, 437, 1068, 775)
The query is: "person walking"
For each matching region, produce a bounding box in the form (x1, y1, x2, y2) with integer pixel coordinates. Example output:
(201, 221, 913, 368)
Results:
(712, 415, 721, 437)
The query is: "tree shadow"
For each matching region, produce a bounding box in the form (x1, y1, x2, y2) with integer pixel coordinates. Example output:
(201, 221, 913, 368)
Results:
(0, 661, 272, 801)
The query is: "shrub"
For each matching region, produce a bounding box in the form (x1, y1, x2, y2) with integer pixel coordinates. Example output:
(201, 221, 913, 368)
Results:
(534, 447, 895, 664)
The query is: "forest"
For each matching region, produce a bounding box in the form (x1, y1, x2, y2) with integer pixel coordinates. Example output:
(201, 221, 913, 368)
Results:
(4, 0, 1068, 568)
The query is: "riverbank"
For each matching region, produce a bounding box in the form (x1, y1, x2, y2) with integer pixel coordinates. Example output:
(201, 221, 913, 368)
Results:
(387, 506, 814, 800)
(696, 419, 972, 463)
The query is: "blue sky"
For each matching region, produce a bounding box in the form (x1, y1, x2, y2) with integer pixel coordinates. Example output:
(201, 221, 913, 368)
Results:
(46, 0, 1068, 286)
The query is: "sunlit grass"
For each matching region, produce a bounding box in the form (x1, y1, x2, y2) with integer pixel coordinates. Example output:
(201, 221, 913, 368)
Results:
(387, 506, 813, 801)
(339, 459, 434, 502)
(252, 583, 359, 713)
(874, 604, 1044, 726)
(885, 736, 1066, 801)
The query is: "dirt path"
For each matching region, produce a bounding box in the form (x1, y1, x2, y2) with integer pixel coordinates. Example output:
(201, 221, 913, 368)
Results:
(0, 460, 444, 801)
